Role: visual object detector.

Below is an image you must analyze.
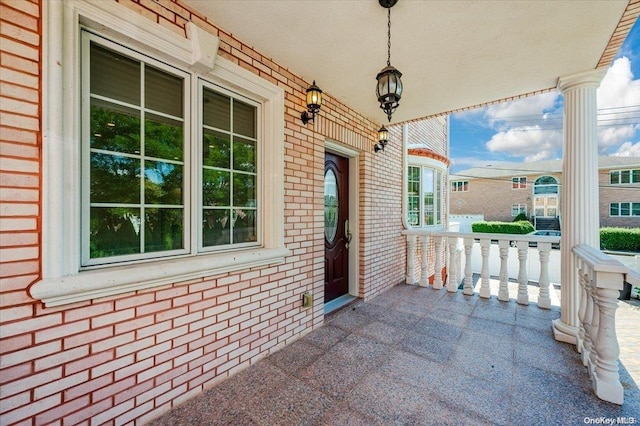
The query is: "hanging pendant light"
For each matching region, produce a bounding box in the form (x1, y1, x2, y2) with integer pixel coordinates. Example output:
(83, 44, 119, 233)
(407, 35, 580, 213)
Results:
(376, 0, 403, 123)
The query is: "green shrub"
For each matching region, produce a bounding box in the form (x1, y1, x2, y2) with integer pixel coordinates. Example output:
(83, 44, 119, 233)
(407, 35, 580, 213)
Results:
(600, 227, 640, 252)
(512, 212, 528, 222)
(471, 220, 534, 234)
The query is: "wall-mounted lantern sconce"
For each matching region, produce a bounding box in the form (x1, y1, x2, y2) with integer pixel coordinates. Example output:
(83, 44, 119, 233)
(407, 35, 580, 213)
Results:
(373, 125, 388, 153)
(301, 81, 323, 125)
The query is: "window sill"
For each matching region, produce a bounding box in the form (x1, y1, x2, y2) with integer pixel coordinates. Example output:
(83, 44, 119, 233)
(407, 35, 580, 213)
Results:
(30, 247, 290, 307)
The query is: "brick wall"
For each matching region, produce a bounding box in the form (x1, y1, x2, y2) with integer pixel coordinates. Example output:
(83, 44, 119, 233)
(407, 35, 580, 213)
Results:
(450, 175, 538, 222)
(0, 0, 409, 424)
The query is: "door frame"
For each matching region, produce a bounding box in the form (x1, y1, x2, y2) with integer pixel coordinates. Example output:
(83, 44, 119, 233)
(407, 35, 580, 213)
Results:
(325, 140, 359, 298)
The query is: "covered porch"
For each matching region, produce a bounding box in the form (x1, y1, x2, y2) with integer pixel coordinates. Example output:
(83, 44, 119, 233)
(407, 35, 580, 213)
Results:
(149, 282, 640, 425)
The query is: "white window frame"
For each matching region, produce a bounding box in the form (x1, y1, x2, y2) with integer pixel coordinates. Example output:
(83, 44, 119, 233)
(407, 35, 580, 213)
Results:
(451, 180, 468, 192)
(32, 0, 287, 307)
(512, 176, 527, 189)
(405, 156, 445, 229)
(609, 202, 640, 217)
(511, 204, 527, 217)
(610, 169, 640, 185)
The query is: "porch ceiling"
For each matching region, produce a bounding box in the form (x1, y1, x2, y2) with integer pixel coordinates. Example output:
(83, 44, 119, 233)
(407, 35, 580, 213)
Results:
(184, 0, 632, 125)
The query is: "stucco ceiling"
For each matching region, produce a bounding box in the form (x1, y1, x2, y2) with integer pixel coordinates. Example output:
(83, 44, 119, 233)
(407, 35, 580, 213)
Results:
(184, 0, 632, 125)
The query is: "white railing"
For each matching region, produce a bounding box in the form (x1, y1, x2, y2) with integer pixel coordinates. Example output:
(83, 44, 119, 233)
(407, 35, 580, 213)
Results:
(574, 244, 626, 405)
(403, 230, 560, 309)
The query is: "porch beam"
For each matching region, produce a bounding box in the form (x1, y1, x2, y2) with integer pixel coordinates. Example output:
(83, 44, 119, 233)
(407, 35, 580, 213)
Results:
(552, 68, 607, 344)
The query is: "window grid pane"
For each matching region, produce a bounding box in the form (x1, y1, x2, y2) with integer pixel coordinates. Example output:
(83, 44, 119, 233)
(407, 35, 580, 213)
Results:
(407, 166, 420, 226)
(87, 40, 186, 263)
(202, 87, 258, 248)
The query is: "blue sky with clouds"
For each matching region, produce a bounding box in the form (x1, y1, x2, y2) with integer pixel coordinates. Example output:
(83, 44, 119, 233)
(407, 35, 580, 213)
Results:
(449, 19, 640, 174)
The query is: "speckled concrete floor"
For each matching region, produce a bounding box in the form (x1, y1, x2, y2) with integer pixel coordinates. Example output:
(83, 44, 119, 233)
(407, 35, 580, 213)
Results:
(149, 282, 640, 426)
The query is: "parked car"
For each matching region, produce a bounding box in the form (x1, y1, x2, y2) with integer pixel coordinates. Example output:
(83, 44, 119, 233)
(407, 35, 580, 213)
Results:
(510, 230, 561, 249)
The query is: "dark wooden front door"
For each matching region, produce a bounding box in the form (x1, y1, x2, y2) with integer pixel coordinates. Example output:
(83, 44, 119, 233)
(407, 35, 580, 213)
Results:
(324, 152, 350, 303)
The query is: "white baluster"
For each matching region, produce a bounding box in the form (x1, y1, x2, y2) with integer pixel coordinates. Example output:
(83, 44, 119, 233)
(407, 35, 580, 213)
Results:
(420, 235, 429, 288)
(589, 288, 600, 375)
(516, 241, 529, 305)
(576, 259, 586, 354)
(479, 239, 491, 298)
(581, 269, 594, 366)
(498, 240, 509, 302)
(447, 237, 458, 293)
(406, 234, 417, 285)
(433, 236, 443, 290)
(463, 237, 474, 296)
(592, 285, 624, 405)
(537, 242, 552, 309)
(455, 242, 463, 285)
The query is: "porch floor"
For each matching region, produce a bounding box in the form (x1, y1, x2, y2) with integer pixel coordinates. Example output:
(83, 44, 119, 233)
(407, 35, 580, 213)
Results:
(150, 282, 640, 425)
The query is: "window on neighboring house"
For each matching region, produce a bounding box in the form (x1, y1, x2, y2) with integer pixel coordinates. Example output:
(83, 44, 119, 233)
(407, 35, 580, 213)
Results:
(512, 176, 527, 189)
(451, 180, 468, 192)
(511, 204, 527, 217)
(610, 169, 640, 185)
(610, 202, 640, 217)
(83, 35, 260, 266)
(407, 165, 442, 227)
(534, 176, 559, 195)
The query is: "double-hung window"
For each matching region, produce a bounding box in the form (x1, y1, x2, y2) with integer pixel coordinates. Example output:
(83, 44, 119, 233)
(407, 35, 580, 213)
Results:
(511, 204, 527, 217)
(512, 176, 527, 189)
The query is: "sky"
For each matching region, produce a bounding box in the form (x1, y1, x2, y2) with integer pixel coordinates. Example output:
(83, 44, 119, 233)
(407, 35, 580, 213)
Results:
(449, 19, 640, 174)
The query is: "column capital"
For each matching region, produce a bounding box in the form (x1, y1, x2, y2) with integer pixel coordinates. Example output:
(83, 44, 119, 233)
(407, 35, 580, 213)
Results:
(557, 68, 607, 94)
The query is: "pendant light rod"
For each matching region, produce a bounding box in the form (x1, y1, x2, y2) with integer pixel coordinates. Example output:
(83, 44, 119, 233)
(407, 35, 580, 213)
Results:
(375, 0, 403, 124)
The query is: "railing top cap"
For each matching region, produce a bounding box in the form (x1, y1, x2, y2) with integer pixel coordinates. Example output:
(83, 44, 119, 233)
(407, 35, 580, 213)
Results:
(572, 244, 628, 274)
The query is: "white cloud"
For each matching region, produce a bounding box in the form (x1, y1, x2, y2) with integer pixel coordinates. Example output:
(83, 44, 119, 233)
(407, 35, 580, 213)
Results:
(484, 92, 560, 126)
(612, 141, 640, 157)
(486, 126, 562, 162)
(598, 125, 639, 150)
(598, 57, 640, 109)
(595, 57, 640, 153)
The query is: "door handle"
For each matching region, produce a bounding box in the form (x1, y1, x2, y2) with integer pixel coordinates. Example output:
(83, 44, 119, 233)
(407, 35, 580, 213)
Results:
(345, 219, 352, 249)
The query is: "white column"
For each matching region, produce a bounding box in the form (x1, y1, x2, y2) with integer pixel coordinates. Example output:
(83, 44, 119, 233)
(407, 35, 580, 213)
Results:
(552, 69, 606, 345)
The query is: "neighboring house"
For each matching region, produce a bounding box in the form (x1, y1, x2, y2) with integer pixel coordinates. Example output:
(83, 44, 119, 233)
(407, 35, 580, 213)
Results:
(450, 157, 640, 228)
(0, 0, 635, 424)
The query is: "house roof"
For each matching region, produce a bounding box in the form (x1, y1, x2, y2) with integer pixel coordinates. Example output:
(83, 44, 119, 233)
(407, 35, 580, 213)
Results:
(183, 0, 638, 125)
(450, 157, 640, 180)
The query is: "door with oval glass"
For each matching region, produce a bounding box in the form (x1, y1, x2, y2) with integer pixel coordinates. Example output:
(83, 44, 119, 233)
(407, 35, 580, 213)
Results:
(324, 152, 350, 303)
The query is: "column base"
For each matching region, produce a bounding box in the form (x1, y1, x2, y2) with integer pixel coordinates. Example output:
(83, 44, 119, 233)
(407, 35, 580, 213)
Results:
(552, 318, 578, 345)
